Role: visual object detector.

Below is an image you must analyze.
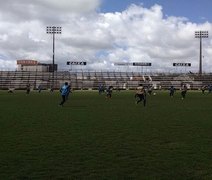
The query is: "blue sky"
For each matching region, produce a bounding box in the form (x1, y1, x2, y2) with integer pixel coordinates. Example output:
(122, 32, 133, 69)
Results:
(101, 0, 212, 23)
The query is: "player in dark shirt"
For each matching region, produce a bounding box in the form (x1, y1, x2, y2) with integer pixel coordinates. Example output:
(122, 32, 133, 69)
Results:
(26, 84, 30, 94)
(181, 85, 187, 100)
(169, 85, 175, 97)
(208, 85, 212, 94)
(135, 84, 146, 107)
(106, 86, 113, 99)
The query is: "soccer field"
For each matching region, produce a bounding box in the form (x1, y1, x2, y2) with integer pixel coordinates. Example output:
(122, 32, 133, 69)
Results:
(0, 90, 212, 179)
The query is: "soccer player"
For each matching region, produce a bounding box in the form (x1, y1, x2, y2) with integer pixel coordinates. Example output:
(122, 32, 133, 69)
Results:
(201, 85, 206, 94)
(135, 84, 146, 107)
(8, 88, 14, 93)
(26, 84, 30, 94)
(50, 87, 54, 92)
(66, 83, 71, 100)
(106, 86, 113, 99)
(98, 84, 104, 95)
(38, 85, 42, 93)
(208, 84, 212, 94)
(181, 85, 187, 100)
(169, 85, 175, 97)
(59, 82, 70, 106)
(147, 85, 153, 95)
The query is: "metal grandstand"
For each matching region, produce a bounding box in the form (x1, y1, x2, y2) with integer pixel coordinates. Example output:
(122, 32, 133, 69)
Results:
(1, 70, 212, 90)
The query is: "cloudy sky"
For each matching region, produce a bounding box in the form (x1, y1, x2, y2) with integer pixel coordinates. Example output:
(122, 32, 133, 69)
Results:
(0, 0, 212, 73)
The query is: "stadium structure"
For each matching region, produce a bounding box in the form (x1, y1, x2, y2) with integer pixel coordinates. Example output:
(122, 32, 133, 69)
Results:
(0, 60, 212, 90)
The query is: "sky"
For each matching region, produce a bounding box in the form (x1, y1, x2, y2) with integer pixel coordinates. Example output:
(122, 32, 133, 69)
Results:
(0, 0, 212, 73)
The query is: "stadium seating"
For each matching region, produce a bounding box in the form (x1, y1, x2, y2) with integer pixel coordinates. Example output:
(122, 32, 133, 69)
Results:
(0, 71, 212, 90)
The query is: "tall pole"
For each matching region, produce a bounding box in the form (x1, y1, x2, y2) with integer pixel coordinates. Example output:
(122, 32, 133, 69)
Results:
(46, 26, 62, 90)
(195, 31, 208, 75)
(52, 32, 55, 89)
(199, 36, 202, 74)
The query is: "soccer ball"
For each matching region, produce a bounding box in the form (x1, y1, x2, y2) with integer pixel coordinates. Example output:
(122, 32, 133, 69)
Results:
(153, 92, 156, 96)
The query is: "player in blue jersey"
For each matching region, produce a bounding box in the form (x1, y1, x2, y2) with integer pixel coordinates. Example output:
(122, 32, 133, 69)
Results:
(59, 82, 70, 106)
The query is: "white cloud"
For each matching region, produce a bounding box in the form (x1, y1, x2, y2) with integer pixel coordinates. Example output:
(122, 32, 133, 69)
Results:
(0, 1, 212, 73)
(0, 59, 16, 70)
(37, 0, 101, 13)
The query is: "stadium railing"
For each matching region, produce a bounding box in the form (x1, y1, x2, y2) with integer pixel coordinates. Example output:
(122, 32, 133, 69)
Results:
(0, 70, 212, 90)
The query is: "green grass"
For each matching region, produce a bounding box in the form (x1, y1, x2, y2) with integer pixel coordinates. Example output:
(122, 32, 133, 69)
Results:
(0, 90, 212, 179)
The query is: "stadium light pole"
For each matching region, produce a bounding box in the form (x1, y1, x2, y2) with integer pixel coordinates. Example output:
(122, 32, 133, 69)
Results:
(46, 26, 62, 90)
(195, 31, 208, 75)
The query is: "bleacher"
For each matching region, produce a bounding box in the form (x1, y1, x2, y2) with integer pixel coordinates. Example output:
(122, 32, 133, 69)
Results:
(0, 71, 212, 90)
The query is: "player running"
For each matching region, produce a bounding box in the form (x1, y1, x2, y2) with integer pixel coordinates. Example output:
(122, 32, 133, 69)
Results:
(135, 84, 146, 107)
(201, 85, 206, 94)
(59, 82, 70, 106)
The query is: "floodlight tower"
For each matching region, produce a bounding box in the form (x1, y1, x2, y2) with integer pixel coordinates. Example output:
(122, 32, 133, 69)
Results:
(46, 26, 62, 89)
(195, 31, 208, 75)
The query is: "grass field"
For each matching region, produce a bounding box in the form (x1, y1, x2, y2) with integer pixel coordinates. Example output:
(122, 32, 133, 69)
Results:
(0, 90, 212, 179)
